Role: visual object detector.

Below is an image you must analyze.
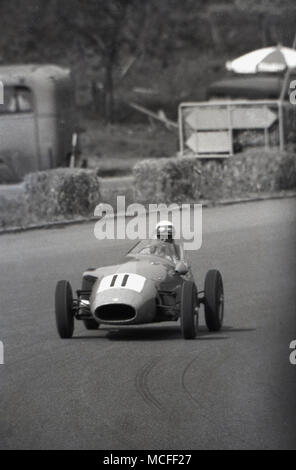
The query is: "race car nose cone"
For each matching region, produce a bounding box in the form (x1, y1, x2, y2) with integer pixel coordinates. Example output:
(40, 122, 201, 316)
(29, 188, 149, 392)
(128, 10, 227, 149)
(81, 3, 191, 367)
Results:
(91, 288, 141, 323)
(90, 277, 157, 325)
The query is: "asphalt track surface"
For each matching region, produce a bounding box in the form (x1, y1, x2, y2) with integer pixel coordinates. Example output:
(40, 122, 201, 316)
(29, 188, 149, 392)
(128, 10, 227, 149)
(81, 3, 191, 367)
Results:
(0, 199, 295, 450)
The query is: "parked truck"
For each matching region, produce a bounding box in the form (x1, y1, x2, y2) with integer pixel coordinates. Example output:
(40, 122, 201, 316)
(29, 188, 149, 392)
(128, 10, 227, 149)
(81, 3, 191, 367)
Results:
(0, 64, 78, 182)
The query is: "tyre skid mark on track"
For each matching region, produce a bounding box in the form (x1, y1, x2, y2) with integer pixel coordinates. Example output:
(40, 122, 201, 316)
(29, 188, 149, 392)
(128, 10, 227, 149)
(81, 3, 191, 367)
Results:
(181, 355, 211, 423)
(181, 353, 248, 447)
(135, 357, 164, 412)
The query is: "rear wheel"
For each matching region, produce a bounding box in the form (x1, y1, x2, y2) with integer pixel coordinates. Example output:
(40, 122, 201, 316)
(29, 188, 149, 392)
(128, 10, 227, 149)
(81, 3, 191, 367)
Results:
(204, 270, 224, 332)
(55, 280, 74, 338)
(181, 281, 198, 339)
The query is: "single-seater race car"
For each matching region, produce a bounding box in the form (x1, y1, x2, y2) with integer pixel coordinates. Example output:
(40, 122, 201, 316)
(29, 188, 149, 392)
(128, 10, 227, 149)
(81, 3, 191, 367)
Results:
(55, 222, 224, 340)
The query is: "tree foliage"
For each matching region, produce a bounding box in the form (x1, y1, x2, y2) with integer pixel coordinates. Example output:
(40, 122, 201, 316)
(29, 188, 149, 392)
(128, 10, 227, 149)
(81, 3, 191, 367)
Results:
(0, 0, 296, 121)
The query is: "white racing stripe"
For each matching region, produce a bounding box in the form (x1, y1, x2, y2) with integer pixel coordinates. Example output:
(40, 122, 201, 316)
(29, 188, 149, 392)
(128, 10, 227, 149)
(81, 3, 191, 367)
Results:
(97, 273, 146, 294)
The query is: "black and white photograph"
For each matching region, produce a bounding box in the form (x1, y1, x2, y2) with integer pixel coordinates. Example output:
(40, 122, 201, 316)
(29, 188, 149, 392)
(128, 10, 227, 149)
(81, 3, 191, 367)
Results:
(0, 0, 295, 454)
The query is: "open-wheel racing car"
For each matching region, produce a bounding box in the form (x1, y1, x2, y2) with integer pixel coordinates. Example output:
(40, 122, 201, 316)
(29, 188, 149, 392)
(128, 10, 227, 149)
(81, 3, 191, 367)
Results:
(55, 222, 224, 340)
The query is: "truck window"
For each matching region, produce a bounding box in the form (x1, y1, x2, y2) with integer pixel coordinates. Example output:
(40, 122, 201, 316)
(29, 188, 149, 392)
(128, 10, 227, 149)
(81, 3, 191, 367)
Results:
(0, 86, 33, 114)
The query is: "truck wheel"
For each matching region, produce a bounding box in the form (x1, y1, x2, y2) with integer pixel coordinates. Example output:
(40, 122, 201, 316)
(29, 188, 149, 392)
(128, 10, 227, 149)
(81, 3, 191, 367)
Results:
(83, 319, 100, 330)
(181, 281, 198, 339)
(55, 280, 74, 339)
(204, 270, 224, 332)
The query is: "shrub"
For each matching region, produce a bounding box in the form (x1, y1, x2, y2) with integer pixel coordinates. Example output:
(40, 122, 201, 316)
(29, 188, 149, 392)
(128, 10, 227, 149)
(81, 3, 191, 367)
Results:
(0, 194, 28, 229)
(133, 149, 296, 204)
(23, 168, 101, 223)
(0, 168, 101, 229)
(133, 157, 201, 204)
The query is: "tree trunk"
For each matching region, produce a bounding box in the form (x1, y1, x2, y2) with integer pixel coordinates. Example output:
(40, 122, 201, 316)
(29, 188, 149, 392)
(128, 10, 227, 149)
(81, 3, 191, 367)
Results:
(207, 14, 222, 52)
(259, 13, 269, 47)
(103, 60, 114, 124)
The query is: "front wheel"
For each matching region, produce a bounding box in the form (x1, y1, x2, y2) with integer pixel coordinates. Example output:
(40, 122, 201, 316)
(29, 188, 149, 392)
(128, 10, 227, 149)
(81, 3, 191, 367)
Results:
(55, 280, 74, 338)
(204, 270, 224, 332)
(181, 281, 198, 339)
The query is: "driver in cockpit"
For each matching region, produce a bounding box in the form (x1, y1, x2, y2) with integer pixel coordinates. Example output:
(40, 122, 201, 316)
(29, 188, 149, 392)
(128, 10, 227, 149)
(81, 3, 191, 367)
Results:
(154, 221, 182, 263)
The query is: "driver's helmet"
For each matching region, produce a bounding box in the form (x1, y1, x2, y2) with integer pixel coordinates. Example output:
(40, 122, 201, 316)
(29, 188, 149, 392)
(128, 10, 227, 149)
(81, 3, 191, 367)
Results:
(155, 221, 175, 241)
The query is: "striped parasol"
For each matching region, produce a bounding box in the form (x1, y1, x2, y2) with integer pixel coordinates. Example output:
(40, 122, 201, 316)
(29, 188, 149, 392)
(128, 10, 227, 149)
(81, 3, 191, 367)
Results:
(226, 45, 296, 74)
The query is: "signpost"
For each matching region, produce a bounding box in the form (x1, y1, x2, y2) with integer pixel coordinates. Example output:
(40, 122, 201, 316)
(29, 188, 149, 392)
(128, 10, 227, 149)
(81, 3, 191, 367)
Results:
(179, 100, 282, 157)
(186, 106, 277, 131)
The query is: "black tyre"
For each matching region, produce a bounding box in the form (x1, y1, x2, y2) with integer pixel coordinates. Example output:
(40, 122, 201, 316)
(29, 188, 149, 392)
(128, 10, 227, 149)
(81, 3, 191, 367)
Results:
(83, 319, 100, 330)
(55, 280, 74, 339)
(181, 281, 198, 339)
(204, 270, 224, 332)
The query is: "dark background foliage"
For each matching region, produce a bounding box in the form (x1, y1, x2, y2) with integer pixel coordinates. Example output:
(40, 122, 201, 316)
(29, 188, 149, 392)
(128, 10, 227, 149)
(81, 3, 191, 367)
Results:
(1, 0, 296, 121)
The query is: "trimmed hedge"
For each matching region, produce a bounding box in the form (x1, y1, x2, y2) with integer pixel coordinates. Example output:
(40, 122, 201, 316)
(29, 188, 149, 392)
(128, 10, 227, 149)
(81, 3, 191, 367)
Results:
(0, 168, 101, 228)
(133, 149, 296, 204)
(24, 168, 101, 222)
(0, 194, 28, 229)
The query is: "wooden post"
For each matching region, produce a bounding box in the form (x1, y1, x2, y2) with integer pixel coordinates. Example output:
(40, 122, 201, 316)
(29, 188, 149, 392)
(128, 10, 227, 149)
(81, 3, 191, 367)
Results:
(227, 104, 233, 156)
(264, 105, 269, 151)
(278, 102, 284, 152)
(280, 69, 291, 103)
(178, 105, 184, 156)
(277, 33, 296, 151)
(279, 33, 296, 102)
(69, 133, 78, 168)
